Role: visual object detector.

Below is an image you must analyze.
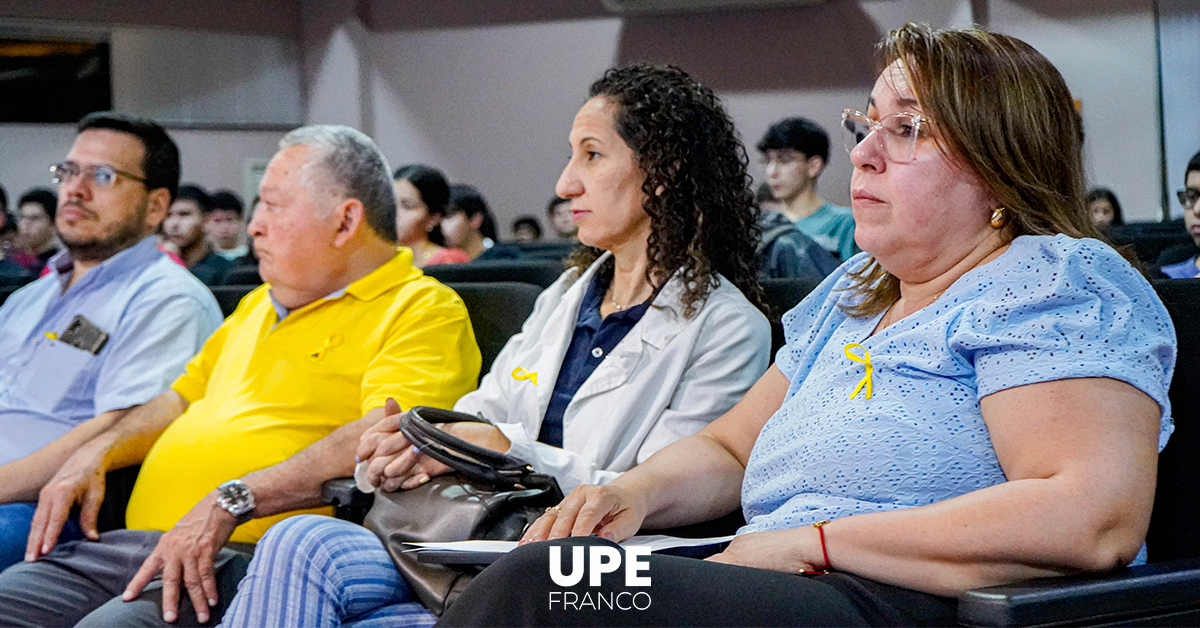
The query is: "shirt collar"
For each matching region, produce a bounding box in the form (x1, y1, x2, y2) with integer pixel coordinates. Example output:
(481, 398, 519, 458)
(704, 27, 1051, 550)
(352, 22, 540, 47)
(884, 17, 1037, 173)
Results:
(48, 235, 162, 292)
(267, 248, 420, 320)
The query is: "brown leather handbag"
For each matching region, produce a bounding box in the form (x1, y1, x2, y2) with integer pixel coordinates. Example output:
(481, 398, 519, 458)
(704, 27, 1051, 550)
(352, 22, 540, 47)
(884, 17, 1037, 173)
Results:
(362, 406, 563, 616)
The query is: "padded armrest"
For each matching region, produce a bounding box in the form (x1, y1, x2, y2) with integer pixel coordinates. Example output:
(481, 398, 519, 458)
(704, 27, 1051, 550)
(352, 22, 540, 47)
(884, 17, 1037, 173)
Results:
(320, 477, 373, 524)
(957, 557, 1200, 627)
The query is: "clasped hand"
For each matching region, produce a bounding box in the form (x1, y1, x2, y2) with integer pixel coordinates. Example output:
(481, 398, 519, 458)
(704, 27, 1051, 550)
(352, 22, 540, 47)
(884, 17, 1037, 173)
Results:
(356, 398, 455, 491)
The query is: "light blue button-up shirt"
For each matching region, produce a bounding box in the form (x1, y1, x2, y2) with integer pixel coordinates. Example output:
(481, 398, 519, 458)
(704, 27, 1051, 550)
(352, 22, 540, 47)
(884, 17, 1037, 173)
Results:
(0, 236, 222, 466)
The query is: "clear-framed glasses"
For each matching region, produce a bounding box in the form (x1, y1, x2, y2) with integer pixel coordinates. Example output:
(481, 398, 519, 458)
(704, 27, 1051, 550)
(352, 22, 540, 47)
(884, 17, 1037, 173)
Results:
(1178, 188, 1200, 211)
(49, 162, 146, 188)
(841, 109, 928, 164)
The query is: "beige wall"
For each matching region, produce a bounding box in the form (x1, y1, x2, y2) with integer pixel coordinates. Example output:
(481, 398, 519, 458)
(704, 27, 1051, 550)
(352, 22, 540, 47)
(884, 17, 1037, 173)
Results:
(0, 0, 1182, 231)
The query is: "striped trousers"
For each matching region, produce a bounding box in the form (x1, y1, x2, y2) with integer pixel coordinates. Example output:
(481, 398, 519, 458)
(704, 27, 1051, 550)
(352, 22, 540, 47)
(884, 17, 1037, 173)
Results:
(220, 515, 436, 628)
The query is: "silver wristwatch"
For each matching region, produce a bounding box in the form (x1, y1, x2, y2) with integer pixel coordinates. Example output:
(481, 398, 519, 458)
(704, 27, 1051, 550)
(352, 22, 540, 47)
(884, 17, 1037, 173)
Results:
(216, 479, 256, 524)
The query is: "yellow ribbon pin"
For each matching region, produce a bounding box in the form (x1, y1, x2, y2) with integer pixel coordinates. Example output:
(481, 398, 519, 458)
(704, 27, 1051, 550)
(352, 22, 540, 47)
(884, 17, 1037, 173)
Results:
(844, 343, 873, 400)
(311, 333, 344, 361)
(512, 367, 538, 386)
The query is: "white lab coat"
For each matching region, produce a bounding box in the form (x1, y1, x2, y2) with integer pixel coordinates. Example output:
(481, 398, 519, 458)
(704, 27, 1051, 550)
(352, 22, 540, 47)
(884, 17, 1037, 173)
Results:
(454, 253, 771, 492)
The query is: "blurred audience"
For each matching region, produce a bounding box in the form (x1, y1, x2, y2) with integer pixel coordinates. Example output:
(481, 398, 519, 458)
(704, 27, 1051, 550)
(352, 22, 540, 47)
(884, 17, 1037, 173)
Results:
(164, 184, 233, 286)
(9, 188, 60, 273)
(1159, 150, 1200, 279)
(444, 183, 497, 259)
(206, 190, 248, 261)
(546, 195, 577, 240)
(511, 215, 542, 242)
(0, 124, 480, 627)
(392, 164, 471, 267)
(759, 117, 857, 260)
(0, 112, 222, 572)
(1086, 187, 1124, 231)
(0, 185, 15, 254)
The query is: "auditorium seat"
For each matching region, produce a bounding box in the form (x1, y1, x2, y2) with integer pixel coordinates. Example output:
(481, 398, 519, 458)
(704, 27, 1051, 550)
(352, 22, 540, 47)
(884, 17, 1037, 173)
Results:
(221, 265, 263, 286)
(444, 281, 541, 379)
(760, 277, 822, 357)
(1110, 221, 1193, 265)
(425, 260, 564, 289)
(209, 285, 258, 317)
(957, 278, 1200, 626)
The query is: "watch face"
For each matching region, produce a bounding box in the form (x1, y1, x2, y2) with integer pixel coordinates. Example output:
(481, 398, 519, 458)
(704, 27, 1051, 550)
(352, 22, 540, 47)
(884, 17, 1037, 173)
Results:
(218, 480, 255, 517)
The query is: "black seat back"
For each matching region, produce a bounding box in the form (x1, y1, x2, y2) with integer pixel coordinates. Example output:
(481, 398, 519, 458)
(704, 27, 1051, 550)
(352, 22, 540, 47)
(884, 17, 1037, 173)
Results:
(209, 285, 258, 317)
(1147, 279, 1200, 562)
(222, 265, 262, 286)
(426, 260, 564, 289)
(446, 281, 541, 380)
(760, 278, 822, 358)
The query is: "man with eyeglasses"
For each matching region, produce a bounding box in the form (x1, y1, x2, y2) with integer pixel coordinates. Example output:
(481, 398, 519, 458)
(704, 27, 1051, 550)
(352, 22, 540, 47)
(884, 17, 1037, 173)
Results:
(0, 112, 222, 572)
(757, 117, 857, 263)
(1158, 149, 1200, 279)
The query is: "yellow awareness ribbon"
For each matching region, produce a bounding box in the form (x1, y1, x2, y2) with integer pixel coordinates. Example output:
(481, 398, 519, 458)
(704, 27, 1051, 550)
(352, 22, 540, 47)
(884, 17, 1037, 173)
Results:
(844, 343, 873, 400)
(311, 333, 344, 361)
(512, 367, 538, 386)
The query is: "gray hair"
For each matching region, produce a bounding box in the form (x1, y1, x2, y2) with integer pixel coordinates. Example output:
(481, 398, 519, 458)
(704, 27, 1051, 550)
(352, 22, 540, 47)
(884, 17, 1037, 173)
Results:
(279, 124, 397, 242)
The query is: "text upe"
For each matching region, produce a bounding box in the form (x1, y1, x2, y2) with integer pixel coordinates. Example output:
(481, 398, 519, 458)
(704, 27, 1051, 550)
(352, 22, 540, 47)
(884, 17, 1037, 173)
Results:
(548, 545, 651, 587)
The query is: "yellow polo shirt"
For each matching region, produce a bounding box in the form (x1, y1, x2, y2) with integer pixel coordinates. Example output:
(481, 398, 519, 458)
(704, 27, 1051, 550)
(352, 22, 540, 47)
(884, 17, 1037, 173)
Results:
(124, 250, 481, 543)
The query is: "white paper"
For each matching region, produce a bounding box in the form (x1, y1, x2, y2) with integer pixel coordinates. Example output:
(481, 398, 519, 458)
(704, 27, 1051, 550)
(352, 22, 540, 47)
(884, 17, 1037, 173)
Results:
(403, 534, 735, 554)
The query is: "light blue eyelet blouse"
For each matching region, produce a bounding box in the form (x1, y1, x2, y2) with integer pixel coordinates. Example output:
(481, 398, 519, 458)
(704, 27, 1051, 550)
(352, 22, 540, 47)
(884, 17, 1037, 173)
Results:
(740, 235, 1176, 556)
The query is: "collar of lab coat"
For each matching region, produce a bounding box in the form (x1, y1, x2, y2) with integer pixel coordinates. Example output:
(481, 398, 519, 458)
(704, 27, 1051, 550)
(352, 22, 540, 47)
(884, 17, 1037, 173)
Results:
(559, 252, 694, 400)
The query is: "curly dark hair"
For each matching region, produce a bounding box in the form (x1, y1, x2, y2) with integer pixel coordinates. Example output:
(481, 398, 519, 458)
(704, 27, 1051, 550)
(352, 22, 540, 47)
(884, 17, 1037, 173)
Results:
(569, 63, 765, 318)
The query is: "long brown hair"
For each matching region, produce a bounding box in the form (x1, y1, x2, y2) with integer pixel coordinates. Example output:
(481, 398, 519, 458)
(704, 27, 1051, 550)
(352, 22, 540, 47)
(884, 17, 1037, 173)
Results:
(844, 23, 1118, 317)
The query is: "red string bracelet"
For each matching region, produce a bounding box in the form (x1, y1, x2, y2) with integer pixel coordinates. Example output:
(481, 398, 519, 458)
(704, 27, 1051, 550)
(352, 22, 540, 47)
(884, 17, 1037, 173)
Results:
(800, 519, 833, 576)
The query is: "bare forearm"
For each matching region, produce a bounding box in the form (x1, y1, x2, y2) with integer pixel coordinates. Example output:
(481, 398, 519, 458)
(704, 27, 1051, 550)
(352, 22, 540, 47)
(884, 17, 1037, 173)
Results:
(0, 409, 129, 503)
(812, 474, 1147, 596)
(618, 433, 745, 529)
(241, 409, 382, 517)
(89, 391, 189, 470)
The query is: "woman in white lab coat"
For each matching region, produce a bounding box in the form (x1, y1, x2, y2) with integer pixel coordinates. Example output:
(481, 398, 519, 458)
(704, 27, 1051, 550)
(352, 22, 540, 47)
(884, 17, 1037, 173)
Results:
(220, 63, 772, 628)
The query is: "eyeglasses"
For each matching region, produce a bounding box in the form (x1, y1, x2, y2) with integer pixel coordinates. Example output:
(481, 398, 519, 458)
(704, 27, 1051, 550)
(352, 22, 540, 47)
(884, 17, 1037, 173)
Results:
(50, 162, 146, 188)
(1178, 188, 1200, 211)
(841, 109, 928, 164)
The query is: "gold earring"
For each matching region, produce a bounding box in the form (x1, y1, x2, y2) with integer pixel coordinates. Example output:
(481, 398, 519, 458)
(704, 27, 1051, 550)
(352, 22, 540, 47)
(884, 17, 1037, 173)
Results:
(990, 207, 1006, 229)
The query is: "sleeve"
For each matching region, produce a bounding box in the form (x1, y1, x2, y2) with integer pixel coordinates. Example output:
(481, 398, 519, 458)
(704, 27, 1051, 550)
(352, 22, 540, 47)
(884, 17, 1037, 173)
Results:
(93, 290, 223, 413)
(359, 284, 483, 414)
(169, 320, 230, 404)
(495, 293, 772, 492)
(953, 241, 1176, 445)
(633, 299, 772, 464)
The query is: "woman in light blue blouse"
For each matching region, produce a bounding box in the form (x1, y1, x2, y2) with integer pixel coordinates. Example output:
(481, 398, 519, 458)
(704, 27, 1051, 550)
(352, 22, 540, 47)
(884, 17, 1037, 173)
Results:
(441, 23, 1177, 628)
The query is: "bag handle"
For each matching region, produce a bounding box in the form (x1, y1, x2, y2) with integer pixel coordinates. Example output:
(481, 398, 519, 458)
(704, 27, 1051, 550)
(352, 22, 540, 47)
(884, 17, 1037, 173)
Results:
(400, 407, 553, 490)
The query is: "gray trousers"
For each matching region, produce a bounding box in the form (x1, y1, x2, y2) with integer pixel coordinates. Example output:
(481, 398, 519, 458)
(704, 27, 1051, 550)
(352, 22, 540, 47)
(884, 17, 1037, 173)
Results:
(0, 529, 251, 627)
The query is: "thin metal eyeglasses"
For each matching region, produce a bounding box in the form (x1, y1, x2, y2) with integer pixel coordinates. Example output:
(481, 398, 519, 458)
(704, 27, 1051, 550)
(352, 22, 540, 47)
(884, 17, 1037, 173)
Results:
(1178, 188, 1200, 211)
(841, 109, 928, 164)
(50, 162, 147, 188)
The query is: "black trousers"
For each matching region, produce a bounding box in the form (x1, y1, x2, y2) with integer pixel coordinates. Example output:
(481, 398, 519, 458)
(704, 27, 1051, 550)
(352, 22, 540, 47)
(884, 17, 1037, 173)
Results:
(437, 536, 958, 627)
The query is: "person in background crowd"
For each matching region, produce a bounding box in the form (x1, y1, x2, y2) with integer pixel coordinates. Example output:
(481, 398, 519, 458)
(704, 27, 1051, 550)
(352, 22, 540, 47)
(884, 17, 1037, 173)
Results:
(0, 185, 16, 254)
(0, 124, 480, 627)
(0, 112, 222, 573)
(1159, 150, 1200, 279)
(440, 23, 1175, 628)
(755, 179, 839, 281)
(163, 184, 233, 286)
(1086, 187, 1123, 231)
(206, 190, 248, 261)
(512, 216, 542, 243)
(547, 195, 578, 241)
(443, 184, 498, 259)
(221, 62, 772, 628)
(393, 164, 471, 268)
(759, 117, 857, 261)
(10, 188, 60, 273)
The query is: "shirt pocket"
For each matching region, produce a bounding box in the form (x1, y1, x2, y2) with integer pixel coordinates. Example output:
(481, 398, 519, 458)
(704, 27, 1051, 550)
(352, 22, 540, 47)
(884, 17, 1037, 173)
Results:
(18, 338, 97, 411)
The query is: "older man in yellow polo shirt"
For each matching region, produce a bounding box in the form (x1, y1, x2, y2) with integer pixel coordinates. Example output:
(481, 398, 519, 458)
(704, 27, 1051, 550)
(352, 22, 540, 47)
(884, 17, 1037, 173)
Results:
(0, 125, 481, 627)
